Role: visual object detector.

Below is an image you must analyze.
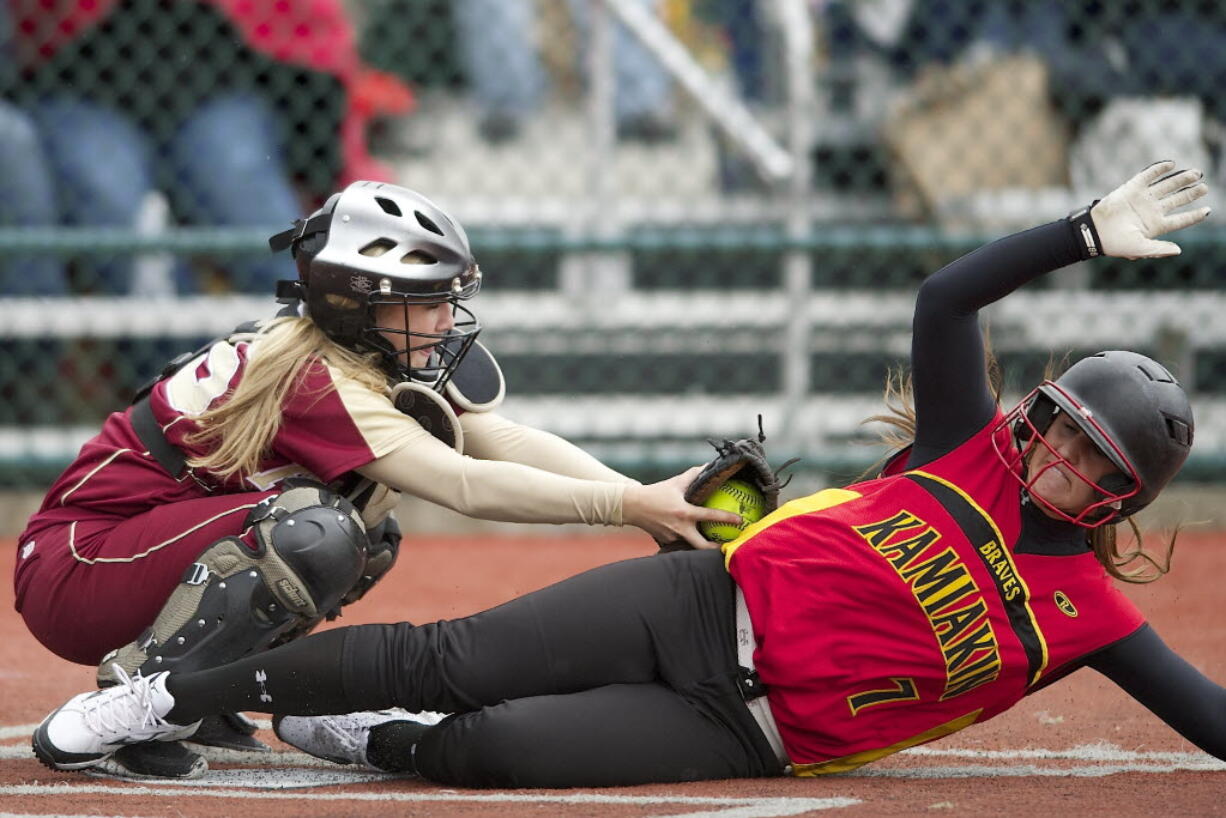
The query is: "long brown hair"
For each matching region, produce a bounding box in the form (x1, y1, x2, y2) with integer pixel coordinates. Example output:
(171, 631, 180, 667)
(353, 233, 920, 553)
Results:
(863, 348, 1176, 584)
(183, 317, 387, 482)
(861, 345, 1004, 465)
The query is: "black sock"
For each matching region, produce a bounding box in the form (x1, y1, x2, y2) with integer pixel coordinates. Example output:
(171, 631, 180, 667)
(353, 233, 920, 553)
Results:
(367, 720, 431, 773)
(164, 628, 354, 724)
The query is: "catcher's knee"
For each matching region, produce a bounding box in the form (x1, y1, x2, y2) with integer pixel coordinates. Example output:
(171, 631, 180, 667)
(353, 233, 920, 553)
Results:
(245, 483, 371, 616)
(99, 483, 368, 683)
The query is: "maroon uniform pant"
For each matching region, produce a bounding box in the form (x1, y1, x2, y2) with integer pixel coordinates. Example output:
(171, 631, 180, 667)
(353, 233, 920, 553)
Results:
(15, 490, 275, 664)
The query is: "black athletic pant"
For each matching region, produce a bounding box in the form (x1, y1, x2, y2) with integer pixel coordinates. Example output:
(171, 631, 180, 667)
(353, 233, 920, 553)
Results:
(167, 549, 781, 787)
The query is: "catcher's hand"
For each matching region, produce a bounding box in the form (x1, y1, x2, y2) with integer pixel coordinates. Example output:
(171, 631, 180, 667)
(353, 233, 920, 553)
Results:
(623, 467, 739, 551)
(658, 423, 797, 552)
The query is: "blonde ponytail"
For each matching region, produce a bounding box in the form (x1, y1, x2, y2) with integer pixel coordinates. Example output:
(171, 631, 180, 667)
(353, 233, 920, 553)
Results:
(184, 317, 387, 482)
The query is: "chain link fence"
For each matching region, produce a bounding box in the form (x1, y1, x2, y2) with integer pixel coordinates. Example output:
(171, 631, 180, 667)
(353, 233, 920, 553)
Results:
(2, 0, 1226, 493)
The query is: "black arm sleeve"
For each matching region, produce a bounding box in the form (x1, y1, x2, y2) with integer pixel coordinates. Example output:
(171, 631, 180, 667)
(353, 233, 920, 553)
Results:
(907, 220, 1084, 467)
(1087, 623, 1226, 760)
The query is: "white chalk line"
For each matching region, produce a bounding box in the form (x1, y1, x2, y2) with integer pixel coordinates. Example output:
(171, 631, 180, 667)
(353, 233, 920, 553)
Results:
(4, 741, 1218, 773)
(903, 741, 1226, 765)
(7, 730, 1218, 769)
(852, 761, 1226, 779)
(0, 813, 153, 818)
(0, 814, 156, 818)
(84, 765, 400, 790)
(0, 783, 858, 817)
(2, 722, 858, 816)
(3, 720, 1223, 813)
(0, 722, 275, 741)
(844, 741, 1226, 778)
(0, 743, 340, 768)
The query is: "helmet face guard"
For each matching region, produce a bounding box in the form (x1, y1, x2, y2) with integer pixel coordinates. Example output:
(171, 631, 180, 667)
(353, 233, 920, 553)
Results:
(364, 296, 480, 388)
(993, 381, 1141, 528)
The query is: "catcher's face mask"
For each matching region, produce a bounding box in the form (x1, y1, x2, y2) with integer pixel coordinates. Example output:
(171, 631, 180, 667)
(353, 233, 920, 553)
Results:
(369, 296, 478, 385)
(993, 382, 1140, 528)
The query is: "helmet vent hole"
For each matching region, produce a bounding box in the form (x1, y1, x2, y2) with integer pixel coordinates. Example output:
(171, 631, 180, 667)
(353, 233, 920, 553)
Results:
(324, 293, 360, 311)
(359, 239, 397, 257)
(415, 211, 444, 236)
(1136, 363, 1174, 383)
(1165, 415, 1192, 446)
(375, 197, 403, 217)
(401, 250, 437, 265)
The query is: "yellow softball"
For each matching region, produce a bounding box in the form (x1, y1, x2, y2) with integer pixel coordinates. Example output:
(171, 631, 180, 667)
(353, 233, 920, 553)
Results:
(698, 478, 767, 543)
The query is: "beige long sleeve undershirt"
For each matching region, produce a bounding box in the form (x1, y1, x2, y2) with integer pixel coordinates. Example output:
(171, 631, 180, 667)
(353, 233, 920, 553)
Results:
(354, 413, 631, 526)
(458, 411, 639, 485)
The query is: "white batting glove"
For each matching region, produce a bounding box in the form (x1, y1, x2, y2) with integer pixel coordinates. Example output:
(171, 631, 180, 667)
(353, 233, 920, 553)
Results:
(1070, 161, 1211, 260)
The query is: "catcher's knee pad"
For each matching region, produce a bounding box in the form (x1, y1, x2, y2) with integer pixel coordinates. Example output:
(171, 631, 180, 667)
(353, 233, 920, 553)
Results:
(98, 484, 368, 685)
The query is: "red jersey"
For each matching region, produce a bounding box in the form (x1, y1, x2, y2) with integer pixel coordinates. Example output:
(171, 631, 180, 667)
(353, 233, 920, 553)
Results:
(725, 412, 1145, 774)
(18, 335, 418, 546)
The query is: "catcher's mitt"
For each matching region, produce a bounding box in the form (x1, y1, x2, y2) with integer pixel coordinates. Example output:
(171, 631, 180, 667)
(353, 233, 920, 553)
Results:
(660, 419, 797, 552)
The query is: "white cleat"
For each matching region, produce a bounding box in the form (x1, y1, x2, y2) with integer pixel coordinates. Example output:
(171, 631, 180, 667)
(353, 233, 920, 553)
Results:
(31, 665, 202, 771)
(274, 709, 444, 770)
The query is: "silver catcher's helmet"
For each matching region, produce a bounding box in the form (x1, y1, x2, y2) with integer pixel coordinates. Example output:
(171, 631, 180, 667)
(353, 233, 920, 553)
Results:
(269, 181, 482, 386)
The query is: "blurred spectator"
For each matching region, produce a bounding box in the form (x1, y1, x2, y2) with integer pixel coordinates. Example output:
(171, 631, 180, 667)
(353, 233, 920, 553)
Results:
(0, 1, 62, 296)
(1023, 2, 1226, 128)
(698, 0, 770, 103)
(8, 0, 414, 294)
(846, 1, 1226, 127)
(886, 1, 1127, 124)
(0, 100, 62, 295)
(453, 0, 677, 144)
(691, 0, 774, 192)
(817, 1, 1226, 206)
(891, 1, 1226, 189)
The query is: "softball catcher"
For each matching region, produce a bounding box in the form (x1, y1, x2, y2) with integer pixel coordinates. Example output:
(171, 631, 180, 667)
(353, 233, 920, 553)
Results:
(15, 181, 737, 778)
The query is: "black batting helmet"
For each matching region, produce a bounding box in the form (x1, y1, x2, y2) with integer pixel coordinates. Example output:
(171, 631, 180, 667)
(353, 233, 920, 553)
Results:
(269, 181, 482, 386)
(995, 351, 1194, 525)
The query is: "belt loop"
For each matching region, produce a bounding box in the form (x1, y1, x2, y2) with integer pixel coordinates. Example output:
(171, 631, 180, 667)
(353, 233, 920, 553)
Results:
(737, 666, 767, 700)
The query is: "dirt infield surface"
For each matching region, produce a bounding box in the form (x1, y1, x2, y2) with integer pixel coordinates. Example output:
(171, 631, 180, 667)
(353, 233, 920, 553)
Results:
(2, 530, 1224, 817)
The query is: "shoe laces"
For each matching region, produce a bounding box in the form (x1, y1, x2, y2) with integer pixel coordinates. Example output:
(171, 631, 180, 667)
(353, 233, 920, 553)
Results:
(83, 665, 173, 742)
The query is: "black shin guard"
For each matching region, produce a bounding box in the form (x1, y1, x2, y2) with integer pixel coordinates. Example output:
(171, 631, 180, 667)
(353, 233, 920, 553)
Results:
(99, 484, 368, 685)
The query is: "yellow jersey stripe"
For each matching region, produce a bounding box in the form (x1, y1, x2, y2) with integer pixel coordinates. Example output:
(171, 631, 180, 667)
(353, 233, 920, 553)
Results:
(722, 487, 863, 568)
